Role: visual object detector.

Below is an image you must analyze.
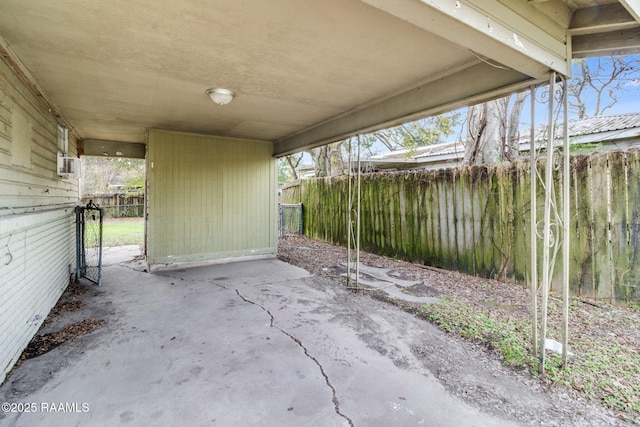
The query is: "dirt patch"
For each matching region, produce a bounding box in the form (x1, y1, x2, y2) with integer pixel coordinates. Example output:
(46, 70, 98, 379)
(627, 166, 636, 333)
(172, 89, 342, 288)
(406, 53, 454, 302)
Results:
(44, 300, 84, 323)
(403, 282, 440, 297)
(39, 281, 89, 327)
(19, 319, 105, 362)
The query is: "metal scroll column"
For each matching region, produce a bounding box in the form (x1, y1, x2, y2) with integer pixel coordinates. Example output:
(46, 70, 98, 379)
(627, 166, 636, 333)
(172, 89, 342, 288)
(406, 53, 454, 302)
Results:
(537, 73, 571, 374)
(539, 72, 556, 375)
(561, 75, 570, 368)
(356, 134, 361, 284)
(346, 136, 362, 288)
(348, 139, 352, 286)
(530, 84, 538, 356)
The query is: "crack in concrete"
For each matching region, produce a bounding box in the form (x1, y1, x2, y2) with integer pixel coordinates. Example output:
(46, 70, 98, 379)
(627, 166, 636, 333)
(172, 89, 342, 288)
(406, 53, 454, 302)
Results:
(233, 289, 355, 427)
(141, 274, 354, 425)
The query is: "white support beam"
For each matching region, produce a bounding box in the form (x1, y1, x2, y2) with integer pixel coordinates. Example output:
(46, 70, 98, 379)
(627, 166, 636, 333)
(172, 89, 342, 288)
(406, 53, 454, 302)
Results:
(361, 0, 570, 78)
(274, 62, 537, 156)
(619, 0, 640, 23)
(570, 3, 639, 36)
(572, 27, 640, 57)
(81, 139, 146, 158)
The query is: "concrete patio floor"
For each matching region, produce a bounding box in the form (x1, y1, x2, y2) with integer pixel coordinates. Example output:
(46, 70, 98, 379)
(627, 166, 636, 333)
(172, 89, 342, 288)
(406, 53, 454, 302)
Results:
(0, 247, 607, 427)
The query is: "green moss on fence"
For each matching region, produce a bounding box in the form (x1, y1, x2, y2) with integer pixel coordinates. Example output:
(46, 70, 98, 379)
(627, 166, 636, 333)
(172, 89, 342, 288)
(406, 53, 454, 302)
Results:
(280, 148, 640, 304)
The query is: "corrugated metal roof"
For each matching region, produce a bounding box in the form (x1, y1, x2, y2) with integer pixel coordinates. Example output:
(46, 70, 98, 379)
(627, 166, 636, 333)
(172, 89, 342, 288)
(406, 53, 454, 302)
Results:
(372, 141, 465, 160)
(570, 112, 640, 134)
(522, 112, 640, 143)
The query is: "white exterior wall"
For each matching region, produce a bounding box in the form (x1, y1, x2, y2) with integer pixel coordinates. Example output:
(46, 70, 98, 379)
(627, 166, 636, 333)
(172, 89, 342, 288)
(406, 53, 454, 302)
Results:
(0, 56, 79, 382)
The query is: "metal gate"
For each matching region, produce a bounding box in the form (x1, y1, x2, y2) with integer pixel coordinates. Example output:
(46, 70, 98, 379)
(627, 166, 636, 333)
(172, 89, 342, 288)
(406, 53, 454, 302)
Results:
(76, 200, 104, 285)
(278, 203, 303, 237)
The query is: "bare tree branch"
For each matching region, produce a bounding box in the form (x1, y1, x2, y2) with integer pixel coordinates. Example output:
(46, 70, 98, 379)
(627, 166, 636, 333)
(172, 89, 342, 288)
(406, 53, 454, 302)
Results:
(284, 154, 302, 180)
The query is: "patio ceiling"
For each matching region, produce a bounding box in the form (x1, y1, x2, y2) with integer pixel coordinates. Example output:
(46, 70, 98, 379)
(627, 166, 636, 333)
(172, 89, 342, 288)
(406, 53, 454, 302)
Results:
(0, 0, 638, 157)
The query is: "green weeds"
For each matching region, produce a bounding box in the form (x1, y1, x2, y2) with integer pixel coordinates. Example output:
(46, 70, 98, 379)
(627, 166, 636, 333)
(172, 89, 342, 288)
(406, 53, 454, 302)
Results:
(420, 297, 640, 423)
(423, 297, 536, 369)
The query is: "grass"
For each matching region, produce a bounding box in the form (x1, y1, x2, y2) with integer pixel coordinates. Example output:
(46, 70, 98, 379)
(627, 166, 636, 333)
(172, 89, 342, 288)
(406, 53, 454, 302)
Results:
(420, 297, 640, 423)
(424, 297, 535, 368)
(101, 217, 144, 247)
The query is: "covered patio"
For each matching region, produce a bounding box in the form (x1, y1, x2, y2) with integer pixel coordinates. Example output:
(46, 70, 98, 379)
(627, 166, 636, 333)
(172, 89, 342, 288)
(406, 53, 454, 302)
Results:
(0, 249, 622, 427)
(2, 0, 640, 414)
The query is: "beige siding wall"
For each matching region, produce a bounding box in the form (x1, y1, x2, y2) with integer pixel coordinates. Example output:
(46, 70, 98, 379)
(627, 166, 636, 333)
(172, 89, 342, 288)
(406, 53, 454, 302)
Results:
(146, 129, 276, 268)
(0, 56, 79, 382)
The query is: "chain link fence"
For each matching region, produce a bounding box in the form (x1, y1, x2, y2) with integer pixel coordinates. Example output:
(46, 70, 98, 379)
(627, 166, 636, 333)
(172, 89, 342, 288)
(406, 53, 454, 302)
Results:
(279, 203, 303, 237)
(76, 201, 104, 285)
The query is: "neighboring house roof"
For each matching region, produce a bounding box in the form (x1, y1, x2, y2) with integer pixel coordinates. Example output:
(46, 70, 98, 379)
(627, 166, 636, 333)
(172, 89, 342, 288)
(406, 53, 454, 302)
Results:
(373, 141, 465, 161)
(295, 113, 640, 176)
(108, 175, 128, 188)
(562, 112, 640, 137)
(366, 113, 640, 172)
(522, 112, 640, 147)
(343, 142, 464, 172)
(107, 175, 142, 190)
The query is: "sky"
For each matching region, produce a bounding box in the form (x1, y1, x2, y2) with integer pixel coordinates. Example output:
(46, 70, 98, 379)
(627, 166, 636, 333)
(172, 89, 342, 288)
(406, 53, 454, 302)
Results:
(411, 54, 640, 152)
(599, 55, 640, 114)
(519, 54, 640, 129)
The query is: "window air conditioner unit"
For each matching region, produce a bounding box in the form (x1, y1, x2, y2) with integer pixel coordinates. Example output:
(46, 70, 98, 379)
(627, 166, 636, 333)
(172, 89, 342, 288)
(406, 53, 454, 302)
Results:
(57, 154, 80, 178)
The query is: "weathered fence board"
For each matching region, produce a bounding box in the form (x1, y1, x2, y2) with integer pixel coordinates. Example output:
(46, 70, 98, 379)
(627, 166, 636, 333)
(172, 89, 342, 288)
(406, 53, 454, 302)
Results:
(281, 149, 640, 304)
(81, 193, 144, 218)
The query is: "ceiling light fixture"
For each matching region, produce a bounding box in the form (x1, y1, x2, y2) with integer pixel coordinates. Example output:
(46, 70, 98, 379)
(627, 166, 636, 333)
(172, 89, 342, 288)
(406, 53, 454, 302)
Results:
(206, 88, 235, 105)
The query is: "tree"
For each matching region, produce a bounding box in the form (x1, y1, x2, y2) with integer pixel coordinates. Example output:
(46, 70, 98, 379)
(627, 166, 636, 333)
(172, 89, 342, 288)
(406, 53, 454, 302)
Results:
(295, 112, 461, 180)
(81, 157, 116, 194)
(569, 56, 639, 118)
(81, 157, 145, 195)
(278, 154, 303, 184)
(463, 55, 640, 165)
(307, 142, 346, 178)
(464, 91, 527, 165)
(364, 113, 461, 155)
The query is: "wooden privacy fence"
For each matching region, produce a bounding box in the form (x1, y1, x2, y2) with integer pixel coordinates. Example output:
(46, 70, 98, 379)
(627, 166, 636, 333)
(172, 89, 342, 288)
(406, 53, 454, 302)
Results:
(81, 193, 144, 218)
(280, 149, 640, 304)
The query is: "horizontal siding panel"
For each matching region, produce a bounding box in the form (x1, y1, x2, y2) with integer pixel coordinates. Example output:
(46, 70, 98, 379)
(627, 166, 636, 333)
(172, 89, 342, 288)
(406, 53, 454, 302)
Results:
(0, 167, 78, 212)
(0, 180, 77, 197)
(0, 213, 72, 313)
(0, 101, 10, 152)
(0, 48, 79, 209)
(0, 72, 53, 133)
(0, 257, 65, 338)
(0, 188, 77, 205)
(31, 146, 57, 172)
(0, 210, 73, 380)
(0, 198, 76, 211)
(0, 265, 67, 342)
(0, 235, 26, 294)
(0, 97, 10, 116)
(0, 247, 27, 312)
(0, 125, 10, 153)
(0, 168, 78, 191)
(0, 52, 79, 382)
(0, 161, 79, 184)
(0, 207, 76, 235)
(31, 122, 56, 143)
(31, 157, 57, 176)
